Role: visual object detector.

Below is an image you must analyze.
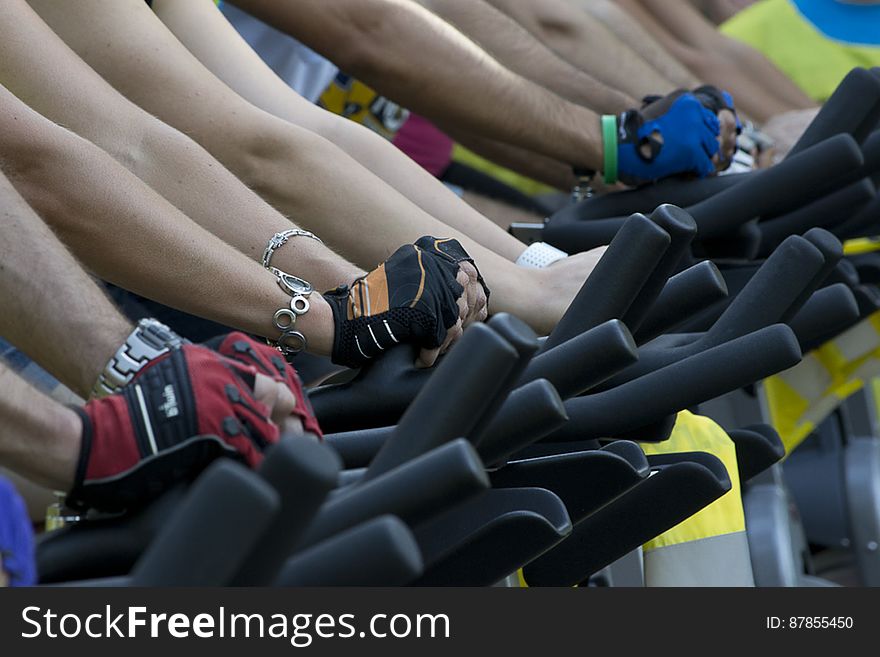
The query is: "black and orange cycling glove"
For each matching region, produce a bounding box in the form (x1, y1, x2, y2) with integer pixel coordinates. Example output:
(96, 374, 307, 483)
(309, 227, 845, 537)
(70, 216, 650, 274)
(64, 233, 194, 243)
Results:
(324, 236, 487, 368)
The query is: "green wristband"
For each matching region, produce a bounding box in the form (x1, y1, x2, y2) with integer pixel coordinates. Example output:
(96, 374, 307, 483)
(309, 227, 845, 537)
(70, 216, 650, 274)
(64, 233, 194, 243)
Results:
(601, 114, 619, 185)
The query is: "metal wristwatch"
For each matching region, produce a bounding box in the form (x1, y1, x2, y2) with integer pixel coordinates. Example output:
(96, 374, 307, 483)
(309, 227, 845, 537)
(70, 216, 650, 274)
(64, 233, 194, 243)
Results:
(91, 318, 185, 398)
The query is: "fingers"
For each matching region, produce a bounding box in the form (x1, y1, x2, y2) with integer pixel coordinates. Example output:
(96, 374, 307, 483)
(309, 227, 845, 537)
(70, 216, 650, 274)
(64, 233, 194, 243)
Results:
(416, 346, 441, 369)
(456, 268, 472, 325)
(252, 373, 297, 426)
(716, 109, 738, 169)
(282, 415, 305, 436)
(458, 261, 488, 324)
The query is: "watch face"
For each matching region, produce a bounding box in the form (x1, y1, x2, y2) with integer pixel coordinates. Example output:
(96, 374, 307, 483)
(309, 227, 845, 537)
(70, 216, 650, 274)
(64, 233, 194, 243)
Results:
(278, 272, 313, 296)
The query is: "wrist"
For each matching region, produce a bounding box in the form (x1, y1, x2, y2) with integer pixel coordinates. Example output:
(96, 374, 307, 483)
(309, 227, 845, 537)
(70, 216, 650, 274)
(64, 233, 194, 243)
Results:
(260, 285, 335, 358)
(296, 294, 335, 357)
(90, 319, 185, 399)
(56, 406, 84, 492)
(77, 319, 133, 400)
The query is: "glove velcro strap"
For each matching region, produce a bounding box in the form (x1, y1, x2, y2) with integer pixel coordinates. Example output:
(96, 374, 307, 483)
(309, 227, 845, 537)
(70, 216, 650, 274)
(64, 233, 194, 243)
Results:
(69, 435, 235, 513)
(601, 115, 619, 184)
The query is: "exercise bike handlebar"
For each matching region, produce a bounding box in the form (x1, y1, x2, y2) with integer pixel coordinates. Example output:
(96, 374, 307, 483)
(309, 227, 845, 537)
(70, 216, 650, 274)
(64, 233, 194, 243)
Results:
(543, 213, 671, 350)
(552, 324, 802, 441)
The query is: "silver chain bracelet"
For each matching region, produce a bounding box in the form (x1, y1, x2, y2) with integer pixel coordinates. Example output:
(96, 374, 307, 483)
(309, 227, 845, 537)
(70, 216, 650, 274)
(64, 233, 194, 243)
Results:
(262, 229, 323, 269)
(267, 267, 314, 357)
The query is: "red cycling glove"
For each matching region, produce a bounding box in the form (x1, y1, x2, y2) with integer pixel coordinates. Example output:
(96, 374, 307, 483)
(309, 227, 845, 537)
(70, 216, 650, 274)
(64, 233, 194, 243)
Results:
(68, 333, 319, 512)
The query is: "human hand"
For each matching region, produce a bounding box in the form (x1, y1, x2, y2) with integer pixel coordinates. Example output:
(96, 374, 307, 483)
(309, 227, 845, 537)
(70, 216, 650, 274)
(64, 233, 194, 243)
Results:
(323, 237, 489, 369)
(68, 334, 319, 512)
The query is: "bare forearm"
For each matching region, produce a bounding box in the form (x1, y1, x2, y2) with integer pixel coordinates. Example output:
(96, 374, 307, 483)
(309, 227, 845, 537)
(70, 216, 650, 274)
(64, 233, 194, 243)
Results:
(0, 169, 132, 397)
(0, 362, 81, 490)
(0, 100, 334, 358)
(578, 0, 700, 91)
(152, 0, 527, 263)
(3, 0, 363, 295)
(448, 129, 577, 190)
(420, 0, 635, 112)
(718, 36, 816, 111)
(627, 0, 814, 117)
(227, 0, 604, 170)
(130, 125, 364, 293)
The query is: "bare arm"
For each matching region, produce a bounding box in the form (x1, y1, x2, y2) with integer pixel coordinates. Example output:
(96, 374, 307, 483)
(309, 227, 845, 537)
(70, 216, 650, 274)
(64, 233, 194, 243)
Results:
(447, 129, 579, 191)
(0, 363, 80, 491)
(151, 0, 528, 263)
(0, 86, 335, 361)
(25, 0, 591, 333)
(619, 0, 815, 121)
(480, 0, 679, 101)
(224, 0, 605, 171)
(686, 0, 743, 25)
(3, 0, 363, 296)
(418, 0, 636, 112)
(0, 166, 132, 397)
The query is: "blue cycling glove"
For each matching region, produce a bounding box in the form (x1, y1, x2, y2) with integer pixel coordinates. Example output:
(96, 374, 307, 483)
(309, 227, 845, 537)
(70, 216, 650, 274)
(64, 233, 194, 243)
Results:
(692, 85, 741, 133)
(605, 91, 721, 186)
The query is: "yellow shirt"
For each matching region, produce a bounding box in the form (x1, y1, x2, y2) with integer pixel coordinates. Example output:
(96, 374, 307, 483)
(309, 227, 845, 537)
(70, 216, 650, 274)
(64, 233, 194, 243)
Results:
(721, 0, 880, 101)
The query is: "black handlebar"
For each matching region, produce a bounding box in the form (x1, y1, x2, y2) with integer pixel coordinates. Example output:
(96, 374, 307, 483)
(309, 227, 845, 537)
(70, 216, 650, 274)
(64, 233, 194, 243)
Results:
(544, 213, 670, 350)
(231, 435, 342, 586)
(788, 68, 880, 157)
(130, 461, 279, 586)
(634, 260, 728, 343)
(551, 324, 802, 441)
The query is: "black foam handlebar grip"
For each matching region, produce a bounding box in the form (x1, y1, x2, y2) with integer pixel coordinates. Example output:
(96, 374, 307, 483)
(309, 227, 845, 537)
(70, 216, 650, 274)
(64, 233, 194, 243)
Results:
(603, 235, 823, 387)
(789, 283, 860, 351)
(543, 214, 670, 350)
(477, 379, 569, 466)
(758, 178, 876, 255)
(130, 461, 280, 586)
(469, 314, 540, 446)
(555, 174, 748, 223)
(690, 134, 864, 239)
(622, 205, 698, 331)
(844, 130, 880, 187)
(519, 320, 638, 398)
(364, 323, 518, 480)
(634, 261, 728, 343)
(704, 235, 826, 344)
(296, 439, 488, 550)
(543, 215, 629, 252)
(833, 192, 880, 240)
(232, 435, 342, 586)
(787, 228, 844, 320)
(863, 130, 880, 186)
(276, 516, 423, 587)
(308, 346, 430, 433)
(325, 427, 393, 470)
(552, 325, 802, 441)
(788, 68, 880, 156)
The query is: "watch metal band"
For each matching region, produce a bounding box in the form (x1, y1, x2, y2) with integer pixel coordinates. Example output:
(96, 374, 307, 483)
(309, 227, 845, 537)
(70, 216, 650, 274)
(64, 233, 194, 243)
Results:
(91, 319, 184, 398)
